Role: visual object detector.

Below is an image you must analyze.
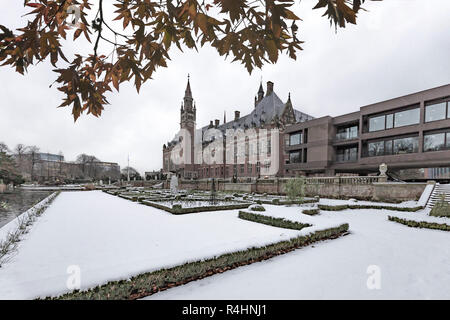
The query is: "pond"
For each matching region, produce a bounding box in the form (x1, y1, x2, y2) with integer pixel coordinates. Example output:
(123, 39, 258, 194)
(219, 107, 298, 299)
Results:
(0, 189, 53, 228)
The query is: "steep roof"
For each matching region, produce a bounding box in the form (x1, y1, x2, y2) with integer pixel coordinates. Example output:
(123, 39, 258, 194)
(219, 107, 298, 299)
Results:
(201, 91, 314, 134)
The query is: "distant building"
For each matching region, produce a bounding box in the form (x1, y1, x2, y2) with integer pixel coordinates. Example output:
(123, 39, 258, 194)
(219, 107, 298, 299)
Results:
(15, 152, 120, 183)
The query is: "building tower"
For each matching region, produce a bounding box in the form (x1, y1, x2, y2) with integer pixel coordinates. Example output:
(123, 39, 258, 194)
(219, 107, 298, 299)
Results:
(179, 75, 196, 177)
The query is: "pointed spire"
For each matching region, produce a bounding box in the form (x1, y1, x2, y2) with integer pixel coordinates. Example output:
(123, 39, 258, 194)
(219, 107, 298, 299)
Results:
(257, 80, 264, 103)
(286, 92, 292, 107)
(224, 110, 226, 124)
(185, 74, 192, 98)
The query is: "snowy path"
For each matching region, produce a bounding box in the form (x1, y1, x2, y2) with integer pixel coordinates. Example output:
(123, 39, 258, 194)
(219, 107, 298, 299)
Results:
(146, 207, 450, 300)
(0, 191, 312, 299)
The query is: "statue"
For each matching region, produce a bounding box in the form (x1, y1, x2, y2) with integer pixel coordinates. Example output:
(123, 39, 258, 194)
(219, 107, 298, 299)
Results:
(170, 174, 179, 194)
(379, 163, 388, 176)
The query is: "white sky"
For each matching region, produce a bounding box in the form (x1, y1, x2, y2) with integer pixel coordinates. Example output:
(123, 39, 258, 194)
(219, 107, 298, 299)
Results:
(1, 0, 449, 174)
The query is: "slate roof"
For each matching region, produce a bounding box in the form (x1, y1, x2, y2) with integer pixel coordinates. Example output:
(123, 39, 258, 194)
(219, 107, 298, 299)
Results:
(201, 91, 314, 134)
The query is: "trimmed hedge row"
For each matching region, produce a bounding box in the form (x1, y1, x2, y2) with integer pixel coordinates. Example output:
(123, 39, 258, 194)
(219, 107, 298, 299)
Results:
(258, 198, 318, 206)
(48, 223, 349, 300)
(140, 200, 251, 214)
(388, 216, 450, 231)
(238, 211, 312, 231)
(318, 204, 423, 212)
(302, 208, 320, 216)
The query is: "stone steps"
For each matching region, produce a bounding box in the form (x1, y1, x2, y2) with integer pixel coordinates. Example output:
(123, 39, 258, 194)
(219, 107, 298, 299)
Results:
(427, 183, 450, 208)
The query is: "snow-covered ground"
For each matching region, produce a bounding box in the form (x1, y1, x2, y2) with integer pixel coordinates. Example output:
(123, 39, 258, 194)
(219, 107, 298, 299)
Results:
(0, 191, 327, 300)
(146, 205, 450, 300)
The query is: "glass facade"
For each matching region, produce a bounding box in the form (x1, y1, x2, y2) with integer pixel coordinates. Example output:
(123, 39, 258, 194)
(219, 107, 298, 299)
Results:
(368, 141, 384, 157)
(289, 132, 302, 146)
(289, 150, 302, 164)
(368, 107, 420, 132)
(425, 102, 447, 122)
(369, 115, 385, 132)
(394, 108, 420, 128)
(424, 133, 445, 151)
(364, 136, 419, 157)
(336, 146, 358, 162)
(336, 125, 358, 140)
(393, 136, 419, 154)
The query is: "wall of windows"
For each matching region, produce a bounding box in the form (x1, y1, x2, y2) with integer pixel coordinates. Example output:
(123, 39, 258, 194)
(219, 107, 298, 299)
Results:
(289, 150, 302, 164)
(336, 125, 358, 140)
(364, 135, 419, 157)
(425, 98, 450, 122)
(336, 146, 358, 162)
(368, 106, 420, 132)
(289, 131, 302, 146)
(424, 130, 450, 152)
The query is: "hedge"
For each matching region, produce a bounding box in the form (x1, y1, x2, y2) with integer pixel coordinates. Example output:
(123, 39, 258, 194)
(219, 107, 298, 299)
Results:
(257, 198, 318, 206)
(47, 223, 349, 300)
(140, 200, 251, 214)
(388, 216, 450, 231)
(318, 204, 423, 212)
(238, 211, 311, 231)
(302, 208, 320, 216)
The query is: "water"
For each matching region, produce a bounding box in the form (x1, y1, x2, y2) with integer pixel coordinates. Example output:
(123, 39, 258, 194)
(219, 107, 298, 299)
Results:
(0, 190, 52, 228)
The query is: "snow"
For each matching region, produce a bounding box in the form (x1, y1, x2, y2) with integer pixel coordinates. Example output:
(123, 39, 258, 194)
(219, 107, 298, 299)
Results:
(0, 191, 320, 300)
(146, 204, 450, 300)
(417, 184, 435, 207)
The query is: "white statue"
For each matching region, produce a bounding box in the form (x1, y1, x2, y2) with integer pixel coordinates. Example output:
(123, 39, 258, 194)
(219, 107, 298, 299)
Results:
(379, 163, 388, 176)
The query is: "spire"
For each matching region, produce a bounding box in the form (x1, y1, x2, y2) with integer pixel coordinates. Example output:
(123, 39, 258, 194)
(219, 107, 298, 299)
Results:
(286, 92, 292, 106)
(185, 74, 192, 98)
(224, 110, 226, 124)
(257, 81, 264, 101)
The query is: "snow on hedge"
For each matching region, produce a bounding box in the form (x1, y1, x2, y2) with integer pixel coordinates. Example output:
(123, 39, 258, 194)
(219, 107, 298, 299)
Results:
(0, 191, 322, 300)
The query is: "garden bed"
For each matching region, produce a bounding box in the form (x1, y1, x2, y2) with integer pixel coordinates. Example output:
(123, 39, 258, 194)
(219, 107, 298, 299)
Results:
(388, 216, 450, 231)
(140, 199, 251, 214)
(49, 223, 349, 300)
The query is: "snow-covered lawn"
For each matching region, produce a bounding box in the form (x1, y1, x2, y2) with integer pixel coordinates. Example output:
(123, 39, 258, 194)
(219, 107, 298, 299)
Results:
(0, 191, 320, 300)
(146, 205, 450, 300)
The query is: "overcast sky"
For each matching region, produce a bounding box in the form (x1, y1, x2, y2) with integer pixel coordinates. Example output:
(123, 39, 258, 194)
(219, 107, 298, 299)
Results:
(1, 0, 449, 174)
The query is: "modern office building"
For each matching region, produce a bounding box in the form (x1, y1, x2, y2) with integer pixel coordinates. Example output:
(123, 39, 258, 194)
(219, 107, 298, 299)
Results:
(284, 84, 450, 179)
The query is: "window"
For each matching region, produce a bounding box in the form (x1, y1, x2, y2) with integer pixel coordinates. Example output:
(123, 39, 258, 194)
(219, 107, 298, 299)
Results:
(424, 133, 446, 152)
(369, 115, 385, 132)
(394, 108, 420, 128)
(289, 150, 302, 164)
(303, 148, 308, 163)
(336, 125, 358, 140)
(447, 133, 450, 148)
(336, 146, 358, 162)
(425, 102, 447, 122)
(304, 129, 308, 144)
(256, 161, 260, 173)
(368, 107, 420, 132)
(386, 114, 394, 129)
(368, 141, 384, 157)
(385, 140, 393, 155)
(393, 136, 418, 154)
(289, 132, 302, 145)
(267, 137, 271, 155)
(240, 164, 245, 174)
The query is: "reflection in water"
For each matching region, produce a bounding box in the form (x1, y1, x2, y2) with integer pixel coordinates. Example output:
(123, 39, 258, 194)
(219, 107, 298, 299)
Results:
(0, 190, 52, 228)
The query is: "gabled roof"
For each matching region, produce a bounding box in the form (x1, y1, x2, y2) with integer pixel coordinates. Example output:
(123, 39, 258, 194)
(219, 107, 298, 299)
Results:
(201, 91, 314, 134)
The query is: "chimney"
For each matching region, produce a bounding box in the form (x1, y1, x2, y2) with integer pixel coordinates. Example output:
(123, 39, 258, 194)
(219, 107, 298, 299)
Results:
(214, 119, 220, 128)
(209, 120, 213, 128)
(234, 111, 240, 121)
(266, 81, 274, 96)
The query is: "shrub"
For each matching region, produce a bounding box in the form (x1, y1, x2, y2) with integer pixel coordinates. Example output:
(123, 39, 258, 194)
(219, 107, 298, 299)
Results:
(302, 208, 319, 216)
(318, 204, 422, 212)
(238, 211, 311, 230)
(388, 216, 450, 232)
(284, 177, 306, 202)
(272, 198, 280, 205)
(430, 194, 450, 218)
(249, 204, 266, 212)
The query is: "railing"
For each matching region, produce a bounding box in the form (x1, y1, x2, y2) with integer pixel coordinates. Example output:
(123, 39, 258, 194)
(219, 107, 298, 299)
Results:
(303, 176, 384, 185)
